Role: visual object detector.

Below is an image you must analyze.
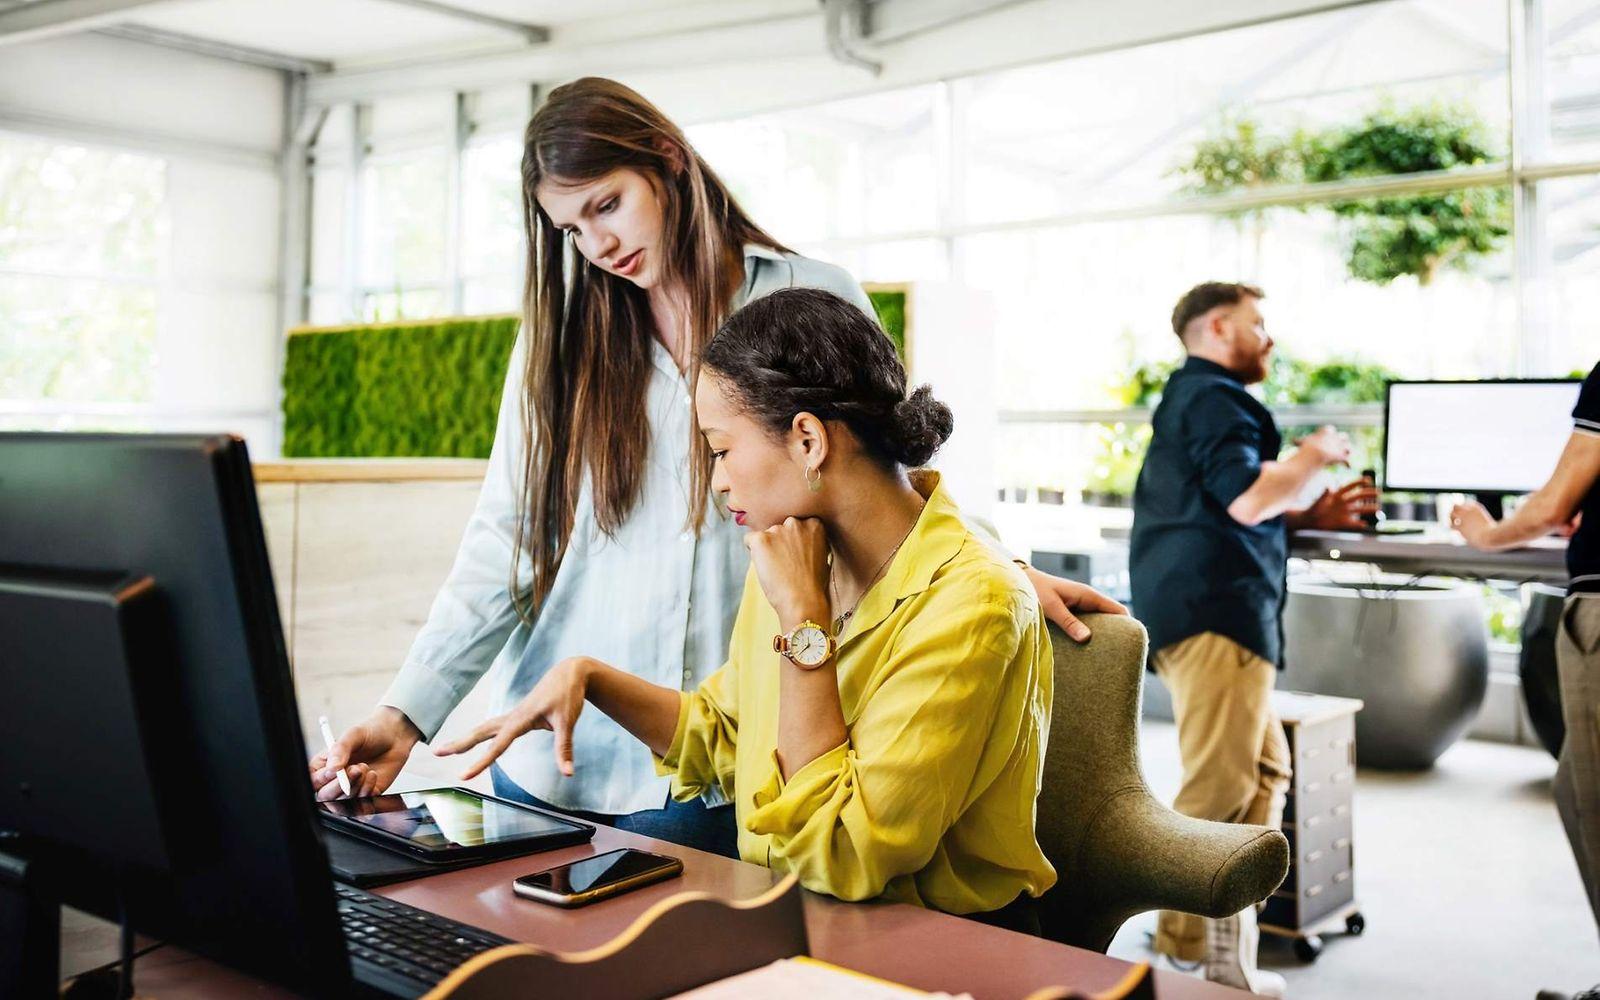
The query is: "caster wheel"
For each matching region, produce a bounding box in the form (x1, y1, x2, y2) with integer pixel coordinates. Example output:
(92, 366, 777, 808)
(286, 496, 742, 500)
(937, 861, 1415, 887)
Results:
(1345, 912, 1366, 936)
(1293, 934, 1323, 962)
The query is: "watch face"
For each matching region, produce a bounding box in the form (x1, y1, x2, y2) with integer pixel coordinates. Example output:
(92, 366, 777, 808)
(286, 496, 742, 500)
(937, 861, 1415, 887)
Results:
(789, 624, 831, 666)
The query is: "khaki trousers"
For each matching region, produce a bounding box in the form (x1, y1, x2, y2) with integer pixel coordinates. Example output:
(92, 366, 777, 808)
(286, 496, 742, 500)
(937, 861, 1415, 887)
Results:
(1152, 632, 1292, 962)
(1554, 594, 1600, 942)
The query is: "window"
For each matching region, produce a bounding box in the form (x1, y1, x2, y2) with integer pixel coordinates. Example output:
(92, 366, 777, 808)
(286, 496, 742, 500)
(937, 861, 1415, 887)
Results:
(1530, 174, 1600, 375)
(687, 85, 942, 244)
(956, 0, 1508, 222)
(0, 134, 165, 407)
(460, 133, 524, 314)
(300, 0, 1595, 500)
(359, 149, 448, 321)
(1544, 0, 1600, 160)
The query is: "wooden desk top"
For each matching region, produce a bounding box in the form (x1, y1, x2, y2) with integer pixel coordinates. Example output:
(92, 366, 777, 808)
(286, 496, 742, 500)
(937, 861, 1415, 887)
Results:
(123, 822, 1254, 999)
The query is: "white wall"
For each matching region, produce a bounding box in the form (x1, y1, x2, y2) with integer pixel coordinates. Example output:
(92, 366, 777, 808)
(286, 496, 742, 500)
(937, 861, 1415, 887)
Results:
(0, 32, 284, 157)
(0, 32, 288, 454)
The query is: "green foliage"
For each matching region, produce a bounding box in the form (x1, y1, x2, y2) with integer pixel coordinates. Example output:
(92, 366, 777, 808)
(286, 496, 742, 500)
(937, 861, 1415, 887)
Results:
(1304, 105, 1512, 285)
(1085, 351, 1397, 497)
(1178, 116, 1302, 196)
(281, 292, 910, 459)
(1085, 422, 1152, 498)
(1483, 584, 1522, 646)
(1176, 104, 1510, 285)
(867, 289, 908, 359)
(1260, 355, 1398, 405)
(281, 315, 520, 458)
(1110, 358, 1178, 408)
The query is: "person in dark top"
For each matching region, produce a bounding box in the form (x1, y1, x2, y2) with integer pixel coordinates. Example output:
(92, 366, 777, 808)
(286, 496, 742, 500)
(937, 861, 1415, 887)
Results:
(1130, 282, 1375, 996)
(1453, 361, 1600, 1000)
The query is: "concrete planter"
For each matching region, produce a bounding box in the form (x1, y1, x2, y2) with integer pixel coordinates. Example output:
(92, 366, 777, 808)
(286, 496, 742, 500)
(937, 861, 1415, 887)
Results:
(1282, 575, 1489, 769)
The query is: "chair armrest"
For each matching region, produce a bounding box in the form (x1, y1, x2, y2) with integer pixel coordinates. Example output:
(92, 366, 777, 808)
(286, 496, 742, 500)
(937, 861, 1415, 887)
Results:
(1081, 788, 1289, 919)
(1042, 783, 1289, 951)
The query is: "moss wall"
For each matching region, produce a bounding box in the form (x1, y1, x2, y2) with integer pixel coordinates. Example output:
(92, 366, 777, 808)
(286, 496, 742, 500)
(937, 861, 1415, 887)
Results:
(281, 290, 910, 458)
(282, 314, 519, 458)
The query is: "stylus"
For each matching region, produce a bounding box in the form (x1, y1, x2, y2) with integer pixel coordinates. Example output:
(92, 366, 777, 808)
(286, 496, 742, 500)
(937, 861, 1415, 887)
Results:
(319, 715, 354, 797)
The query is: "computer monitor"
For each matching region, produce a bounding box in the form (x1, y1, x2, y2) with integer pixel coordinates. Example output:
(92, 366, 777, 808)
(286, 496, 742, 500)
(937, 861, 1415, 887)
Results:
(0, 434, 349, 996)
(1383, 379, 1582, 517)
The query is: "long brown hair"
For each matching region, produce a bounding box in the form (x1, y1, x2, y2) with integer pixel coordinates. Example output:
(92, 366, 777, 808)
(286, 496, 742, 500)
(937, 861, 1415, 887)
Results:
(513, 77, 786, 622)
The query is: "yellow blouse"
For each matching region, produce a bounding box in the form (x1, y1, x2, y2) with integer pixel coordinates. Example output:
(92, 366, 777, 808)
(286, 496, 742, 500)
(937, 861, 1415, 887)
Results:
(656, 472, 1056, 914)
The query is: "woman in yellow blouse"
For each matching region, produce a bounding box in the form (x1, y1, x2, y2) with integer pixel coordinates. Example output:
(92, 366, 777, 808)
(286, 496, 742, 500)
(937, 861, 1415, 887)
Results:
(437, 287, 1056, 926)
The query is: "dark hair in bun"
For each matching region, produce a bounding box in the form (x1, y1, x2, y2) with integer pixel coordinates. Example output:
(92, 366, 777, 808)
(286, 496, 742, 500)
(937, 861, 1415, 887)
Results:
(701, 286, 954, 469)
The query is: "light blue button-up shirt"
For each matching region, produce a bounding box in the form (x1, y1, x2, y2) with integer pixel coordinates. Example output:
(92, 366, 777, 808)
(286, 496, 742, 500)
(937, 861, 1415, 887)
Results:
(380, 246, 877, 815)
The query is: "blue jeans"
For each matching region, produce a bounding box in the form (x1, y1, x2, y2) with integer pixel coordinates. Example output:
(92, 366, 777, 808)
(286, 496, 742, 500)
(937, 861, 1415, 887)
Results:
(490, 765, 739, 860)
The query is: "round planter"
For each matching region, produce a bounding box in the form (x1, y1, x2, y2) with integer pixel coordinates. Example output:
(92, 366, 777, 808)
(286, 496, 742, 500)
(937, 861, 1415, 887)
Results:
(1282, 575, 1489, 769)
(1520, 583, 1567, 759)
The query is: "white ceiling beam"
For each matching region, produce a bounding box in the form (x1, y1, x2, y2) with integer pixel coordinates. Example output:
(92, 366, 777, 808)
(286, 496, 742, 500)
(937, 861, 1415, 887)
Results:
(0, 102, 280, 170)
(863, 0, 1036, 44)
(374, 0, 549, 44)
(306, 4, 820, 106)
(96, 23, 333, 73)
(0, 0, 167, 46)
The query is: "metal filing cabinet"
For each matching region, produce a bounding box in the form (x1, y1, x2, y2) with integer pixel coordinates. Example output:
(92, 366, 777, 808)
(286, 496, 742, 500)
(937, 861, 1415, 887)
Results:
(1260, 691, 1366, 962)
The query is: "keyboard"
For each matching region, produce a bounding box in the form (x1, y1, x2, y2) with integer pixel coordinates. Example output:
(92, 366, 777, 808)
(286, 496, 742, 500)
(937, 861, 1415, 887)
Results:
(335, 882, 512, 994)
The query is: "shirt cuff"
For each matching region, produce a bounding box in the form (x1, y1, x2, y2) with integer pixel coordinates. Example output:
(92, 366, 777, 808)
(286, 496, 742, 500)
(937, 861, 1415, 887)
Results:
(746, 742, 852, 841)
(652, 691, 694, 776)
(379, 662, 466, 741)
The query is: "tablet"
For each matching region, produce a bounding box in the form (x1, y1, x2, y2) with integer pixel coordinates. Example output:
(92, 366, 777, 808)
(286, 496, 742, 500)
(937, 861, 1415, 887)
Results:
(317, 786, 594, 862)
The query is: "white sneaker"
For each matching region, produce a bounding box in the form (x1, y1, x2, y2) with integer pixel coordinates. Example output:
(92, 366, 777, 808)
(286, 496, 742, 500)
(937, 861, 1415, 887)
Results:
(1204, 905, 1286, 997)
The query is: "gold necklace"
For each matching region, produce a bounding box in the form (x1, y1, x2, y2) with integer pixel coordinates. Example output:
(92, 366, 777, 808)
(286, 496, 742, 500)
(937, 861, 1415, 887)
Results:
(829, 500, 925, 638)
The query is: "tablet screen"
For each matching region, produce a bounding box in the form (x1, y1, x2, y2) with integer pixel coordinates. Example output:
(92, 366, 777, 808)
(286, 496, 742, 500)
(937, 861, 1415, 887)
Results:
(318, 787, 583, 852)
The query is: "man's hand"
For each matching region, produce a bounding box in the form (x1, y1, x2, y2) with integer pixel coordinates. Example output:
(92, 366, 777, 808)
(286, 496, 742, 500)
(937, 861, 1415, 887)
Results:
(1296, 425, 1353, 468)
(1021, 565, 1129, 643)
(310, 707, 422, 802)
(1292, 478, 1380, 531)
(1450, 500, 1499, 550)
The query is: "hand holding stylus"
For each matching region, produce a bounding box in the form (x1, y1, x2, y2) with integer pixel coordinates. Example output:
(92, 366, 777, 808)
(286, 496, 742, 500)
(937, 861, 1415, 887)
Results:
(309, 707, 419, 801)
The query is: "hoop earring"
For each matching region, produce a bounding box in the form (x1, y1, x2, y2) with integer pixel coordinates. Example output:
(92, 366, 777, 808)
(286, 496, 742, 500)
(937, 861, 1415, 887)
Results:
(804, 466, 823, 493)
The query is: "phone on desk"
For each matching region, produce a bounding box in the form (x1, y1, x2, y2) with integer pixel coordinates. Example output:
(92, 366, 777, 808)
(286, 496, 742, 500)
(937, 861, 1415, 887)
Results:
(513, 848, 684, 907)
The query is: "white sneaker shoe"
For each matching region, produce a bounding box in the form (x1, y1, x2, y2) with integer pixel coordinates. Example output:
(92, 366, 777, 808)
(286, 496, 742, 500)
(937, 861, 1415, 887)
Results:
(1204, 905, 1286, 997)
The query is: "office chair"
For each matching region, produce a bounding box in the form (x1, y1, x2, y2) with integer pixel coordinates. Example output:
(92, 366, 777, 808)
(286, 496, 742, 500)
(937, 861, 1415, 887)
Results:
(1035, 614, 1290, 952)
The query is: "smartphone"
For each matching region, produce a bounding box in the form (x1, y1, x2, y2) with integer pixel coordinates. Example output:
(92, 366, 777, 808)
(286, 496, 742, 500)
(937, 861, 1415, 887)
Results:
(513, 848, 683, 907)
(1360, 467, 1381, 529)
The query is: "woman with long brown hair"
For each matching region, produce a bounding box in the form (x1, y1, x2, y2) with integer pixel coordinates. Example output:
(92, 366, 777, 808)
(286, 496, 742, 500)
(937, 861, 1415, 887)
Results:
(311, 77, 1122, 856)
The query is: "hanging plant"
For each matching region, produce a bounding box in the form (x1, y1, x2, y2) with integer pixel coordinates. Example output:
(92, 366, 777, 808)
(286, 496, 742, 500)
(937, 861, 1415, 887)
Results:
(1174, 115, 1303, 272)
(1176, 104, 1510, 286)
(1298, 104, 1510, 286)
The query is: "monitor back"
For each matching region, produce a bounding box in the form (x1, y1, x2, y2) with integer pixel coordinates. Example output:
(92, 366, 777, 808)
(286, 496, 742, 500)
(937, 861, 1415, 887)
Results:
(0, 433, 348, 994)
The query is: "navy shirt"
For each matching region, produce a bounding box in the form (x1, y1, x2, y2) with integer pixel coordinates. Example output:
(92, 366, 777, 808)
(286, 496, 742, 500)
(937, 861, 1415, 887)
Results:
(1570, 362, 1600, 592)
(1130, 356, 1287, 667)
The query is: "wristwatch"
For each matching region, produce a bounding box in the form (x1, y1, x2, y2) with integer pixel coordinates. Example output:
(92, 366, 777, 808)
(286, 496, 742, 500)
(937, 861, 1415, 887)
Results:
(772, 620, 835, 669)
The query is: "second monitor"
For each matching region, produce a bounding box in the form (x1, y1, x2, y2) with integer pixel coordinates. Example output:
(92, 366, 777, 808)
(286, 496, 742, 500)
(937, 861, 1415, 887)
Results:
(1383, 378, 1581, 517)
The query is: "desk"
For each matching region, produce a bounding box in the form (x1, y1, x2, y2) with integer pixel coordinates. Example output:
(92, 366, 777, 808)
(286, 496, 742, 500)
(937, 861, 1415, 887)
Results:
(119, 822, 1254, 999)
(1289, 527, 1567, 583)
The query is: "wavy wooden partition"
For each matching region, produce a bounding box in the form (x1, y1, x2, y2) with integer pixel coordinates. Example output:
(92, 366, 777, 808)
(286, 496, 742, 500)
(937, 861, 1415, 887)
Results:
(421, 874, 809, 1000)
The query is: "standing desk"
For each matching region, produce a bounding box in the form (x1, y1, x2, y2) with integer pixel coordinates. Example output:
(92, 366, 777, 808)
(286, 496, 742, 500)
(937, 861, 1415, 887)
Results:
(1289, 527, 1566, 583)
(114, 821, 1257, 999)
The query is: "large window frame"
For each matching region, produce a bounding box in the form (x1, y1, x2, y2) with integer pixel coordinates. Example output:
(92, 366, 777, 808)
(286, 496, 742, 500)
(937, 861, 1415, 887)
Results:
(299, 0, 1592, 435)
